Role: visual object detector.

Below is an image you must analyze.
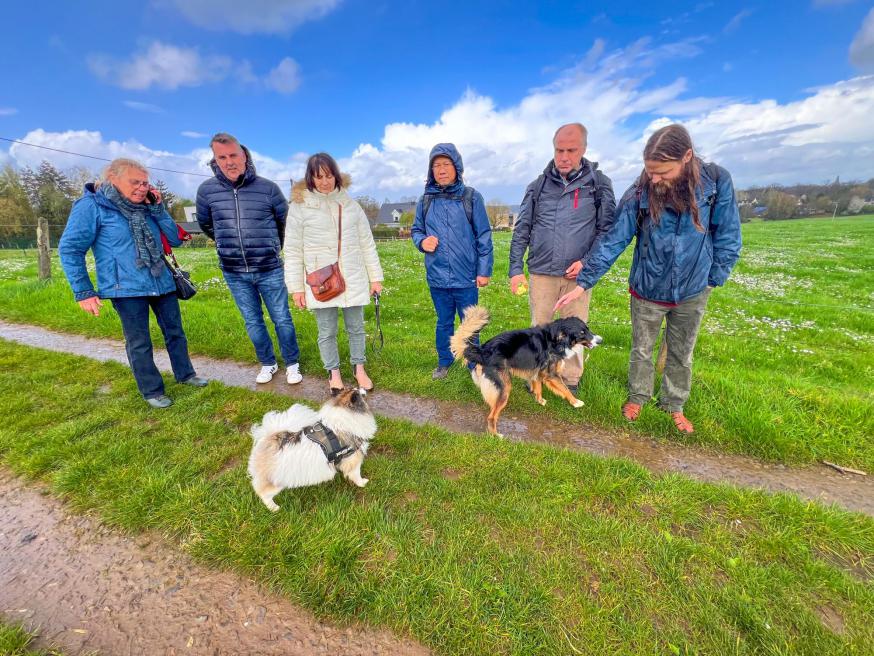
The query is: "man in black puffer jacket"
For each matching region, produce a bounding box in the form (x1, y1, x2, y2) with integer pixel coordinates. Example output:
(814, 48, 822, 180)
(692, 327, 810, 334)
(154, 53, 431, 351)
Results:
(196, 132, 302, 385)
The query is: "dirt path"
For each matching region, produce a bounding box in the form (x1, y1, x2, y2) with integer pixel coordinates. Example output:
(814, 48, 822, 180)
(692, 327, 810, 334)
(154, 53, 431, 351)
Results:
(0, 471, 430, 656)
(2, 320, 872, 517)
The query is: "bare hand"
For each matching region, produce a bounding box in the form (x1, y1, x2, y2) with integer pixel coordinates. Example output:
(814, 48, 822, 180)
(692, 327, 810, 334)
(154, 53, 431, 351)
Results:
(476, 276, 490, 288)
(78, 296, 102, 316)
(370, 281, 383, 295)
(421, 236, 439, 253)
(564, 260, 583, 280)
(292, 292, 307, 309)
(510, 274, 527, 294)
(553, 286, 586, 313)
(146, 185, 162, 205)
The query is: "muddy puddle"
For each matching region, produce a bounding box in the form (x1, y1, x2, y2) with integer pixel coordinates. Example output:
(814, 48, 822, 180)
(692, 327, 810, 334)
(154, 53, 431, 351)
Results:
(0, 471, 430, 656)
(2, 320, 872, 516)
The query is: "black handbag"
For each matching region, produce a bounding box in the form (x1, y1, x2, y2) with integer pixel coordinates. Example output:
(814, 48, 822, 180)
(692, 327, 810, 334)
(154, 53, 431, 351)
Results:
(163, 251, 197, 300)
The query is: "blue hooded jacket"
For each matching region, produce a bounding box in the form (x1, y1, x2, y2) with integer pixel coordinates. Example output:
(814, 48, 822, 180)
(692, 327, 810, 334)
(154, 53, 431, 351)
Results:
(577, 162, 742, 304)
(195, 145, 289, 273)
(59, 184, 182, 300)
(411, 143, 494, 288)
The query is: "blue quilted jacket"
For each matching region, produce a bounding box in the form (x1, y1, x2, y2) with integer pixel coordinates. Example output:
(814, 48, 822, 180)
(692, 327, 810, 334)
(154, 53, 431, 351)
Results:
(195, 146, 289, 273)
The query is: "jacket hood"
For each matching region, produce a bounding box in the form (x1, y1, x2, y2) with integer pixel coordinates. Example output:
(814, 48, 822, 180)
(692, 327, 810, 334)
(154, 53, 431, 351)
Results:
(426, 143, 464, 192)
(209, 144, 257, 187)
(291, 173, 352, 203)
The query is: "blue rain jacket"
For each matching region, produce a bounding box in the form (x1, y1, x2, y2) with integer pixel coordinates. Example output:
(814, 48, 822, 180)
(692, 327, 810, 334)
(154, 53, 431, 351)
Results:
(577, 162, 742, 303)
(411, 143, 494, 288)
(59, 184, 182, 301)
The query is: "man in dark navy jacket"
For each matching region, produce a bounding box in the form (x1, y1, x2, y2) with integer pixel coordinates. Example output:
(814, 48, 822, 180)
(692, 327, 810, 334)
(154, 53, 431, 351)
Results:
(196, 133, 302, 385)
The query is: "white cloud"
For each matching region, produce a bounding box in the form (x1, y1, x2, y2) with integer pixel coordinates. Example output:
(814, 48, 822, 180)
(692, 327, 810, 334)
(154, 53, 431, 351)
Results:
(265, 57, 301, 94)
(123, 100, 165, 113)
(724, 9, 753, 33)
(88, 42, 232, 90)
(10, 40, 874, 202)
(6, 129, 304, 198)
(160, 0, 341, 34)
(850, 8, 874, 72)
(0, 107, 17, 116)
(89, 41, 300, 94)
(181, 131, 208, 138)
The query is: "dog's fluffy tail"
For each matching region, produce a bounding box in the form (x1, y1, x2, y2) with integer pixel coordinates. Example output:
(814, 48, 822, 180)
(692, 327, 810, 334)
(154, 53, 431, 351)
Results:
(251, 404, 319, 443)
(450, 305, 490, 365)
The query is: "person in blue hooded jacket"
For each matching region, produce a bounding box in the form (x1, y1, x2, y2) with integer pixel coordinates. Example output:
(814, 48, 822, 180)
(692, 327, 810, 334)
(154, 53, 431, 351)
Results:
(411, 143, 494, 380)
(59, 158, 208, 409)
(555, 124, 742, 434)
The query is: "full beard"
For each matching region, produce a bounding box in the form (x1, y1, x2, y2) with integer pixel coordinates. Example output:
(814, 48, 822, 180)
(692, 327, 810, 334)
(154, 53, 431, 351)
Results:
(648, 172, 692, 219)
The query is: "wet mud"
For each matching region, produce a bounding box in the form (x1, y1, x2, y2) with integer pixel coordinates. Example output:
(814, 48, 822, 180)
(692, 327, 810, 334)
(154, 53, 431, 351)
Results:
(0, 471, 430, 656)
(2, 320, 872, 516)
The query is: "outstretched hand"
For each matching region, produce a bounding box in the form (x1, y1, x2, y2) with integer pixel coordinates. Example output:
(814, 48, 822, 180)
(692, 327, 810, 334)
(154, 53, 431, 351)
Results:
(553, 286, 586, 313)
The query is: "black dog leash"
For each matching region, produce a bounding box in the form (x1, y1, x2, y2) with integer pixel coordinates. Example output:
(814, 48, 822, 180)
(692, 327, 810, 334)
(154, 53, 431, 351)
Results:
(370, 291, 384, 354)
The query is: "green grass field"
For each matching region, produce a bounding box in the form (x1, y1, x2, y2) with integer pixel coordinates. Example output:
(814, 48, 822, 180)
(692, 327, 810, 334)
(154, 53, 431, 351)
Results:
(1, 340, 872, 655)
(1, 216, 872, 469)
(0, 621, 64, 656)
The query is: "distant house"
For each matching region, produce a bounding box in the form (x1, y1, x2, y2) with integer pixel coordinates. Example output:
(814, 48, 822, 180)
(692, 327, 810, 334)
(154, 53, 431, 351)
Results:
(179, 206, 202, 234)
(375, 201, 418, 227)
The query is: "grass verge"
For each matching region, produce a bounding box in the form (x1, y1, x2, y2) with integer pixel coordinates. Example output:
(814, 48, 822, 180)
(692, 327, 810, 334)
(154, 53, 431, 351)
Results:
(2, 339, 873, 655)
(1, 217, 872, 470)
(0, 621, 64, 656)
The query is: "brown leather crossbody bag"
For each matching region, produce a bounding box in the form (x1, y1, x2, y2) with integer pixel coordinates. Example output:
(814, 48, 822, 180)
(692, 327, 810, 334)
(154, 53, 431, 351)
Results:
(305, 204, 346, 302)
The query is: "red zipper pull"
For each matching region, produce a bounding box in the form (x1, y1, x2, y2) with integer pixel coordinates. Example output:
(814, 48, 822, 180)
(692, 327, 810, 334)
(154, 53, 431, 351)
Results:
(573, 188, 579, 209)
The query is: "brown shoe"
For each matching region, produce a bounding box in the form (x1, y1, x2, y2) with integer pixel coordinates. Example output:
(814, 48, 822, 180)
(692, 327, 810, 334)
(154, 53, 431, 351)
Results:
(621, 402, 642, 422)
(671, 412, 694, 434)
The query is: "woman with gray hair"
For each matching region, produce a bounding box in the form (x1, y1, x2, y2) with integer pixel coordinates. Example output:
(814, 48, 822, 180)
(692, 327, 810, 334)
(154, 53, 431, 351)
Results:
(59, 158, 208, 408)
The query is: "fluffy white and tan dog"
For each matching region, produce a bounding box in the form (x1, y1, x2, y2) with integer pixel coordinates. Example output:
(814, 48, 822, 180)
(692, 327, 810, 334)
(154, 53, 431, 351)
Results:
(248, 387, 376, 511)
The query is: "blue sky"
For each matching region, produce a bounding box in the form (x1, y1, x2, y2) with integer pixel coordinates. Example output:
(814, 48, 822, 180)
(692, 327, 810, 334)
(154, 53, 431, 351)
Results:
(2, 0, 873, 202)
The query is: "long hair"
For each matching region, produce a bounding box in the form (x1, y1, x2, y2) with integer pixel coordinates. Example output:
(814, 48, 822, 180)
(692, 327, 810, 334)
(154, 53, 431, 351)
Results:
(304, 153, 343, 192)
(637, 124, 703, 231)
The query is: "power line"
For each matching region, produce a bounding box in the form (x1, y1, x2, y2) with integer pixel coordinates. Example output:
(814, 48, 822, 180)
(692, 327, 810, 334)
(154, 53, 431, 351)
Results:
(0, 136, 290, 184)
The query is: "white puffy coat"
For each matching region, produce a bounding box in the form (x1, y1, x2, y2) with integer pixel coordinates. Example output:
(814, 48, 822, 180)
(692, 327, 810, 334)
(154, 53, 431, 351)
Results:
(284, 178, 383, 309)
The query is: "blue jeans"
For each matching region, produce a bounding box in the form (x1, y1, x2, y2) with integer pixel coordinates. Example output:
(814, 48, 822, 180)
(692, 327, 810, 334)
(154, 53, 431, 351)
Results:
(222, 267, 300, 367)
(429, 286, 479, 367)
(111, 293, 197, 399)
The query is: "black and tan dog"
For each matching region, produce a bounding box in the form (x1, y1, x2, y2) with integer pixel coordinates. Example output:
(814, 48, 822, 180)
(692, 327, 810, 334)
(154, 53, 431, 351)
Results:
(450, 306, 602, 436)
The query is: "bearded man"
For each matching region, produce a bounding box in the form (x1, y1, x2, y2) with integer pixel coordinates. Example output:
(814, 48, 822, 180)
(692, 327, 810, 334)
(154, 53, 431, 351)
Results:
(554, 124, 741, 434)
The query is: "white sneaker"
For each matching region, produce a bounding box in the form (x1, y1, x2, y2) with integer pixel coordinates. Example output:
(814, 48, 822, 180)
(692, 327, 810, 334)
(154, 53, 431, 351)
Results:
(256, 364, 279, 384)
(286, 363, 303, 385)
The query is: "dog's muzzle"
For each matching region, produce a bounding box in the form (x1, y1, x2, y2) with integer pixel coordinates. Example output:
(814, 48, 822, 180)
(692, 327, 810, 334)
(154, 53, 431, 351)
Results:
(584, 335, 603, 350)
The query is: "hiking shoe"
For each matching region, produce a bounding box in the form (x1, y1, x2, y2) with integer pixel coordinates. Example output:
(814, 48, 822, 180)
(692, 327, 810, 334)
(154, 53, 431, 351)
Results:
(181, 376, 208, 387)
(286, 363, 303, 385)
(256, 364, 279, 384)
(146, 395, 173, 409)
(432, 366, 450, 380)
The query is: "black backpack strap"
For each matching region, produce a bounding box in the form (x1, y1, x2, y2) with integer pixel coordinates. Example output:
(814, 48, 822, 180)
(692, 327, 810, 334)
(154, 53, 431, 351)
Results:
(462, 186, 475, 226)
(634, 184, 651, 256)
(530, 173, 549, 219)
(423, 188, 476, 227)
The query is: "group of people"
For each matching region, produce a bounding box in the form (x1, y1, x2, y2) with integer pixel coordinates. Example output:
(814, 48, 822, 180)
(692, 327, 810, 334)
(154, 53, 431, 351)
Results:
(59, 122, 741, 433)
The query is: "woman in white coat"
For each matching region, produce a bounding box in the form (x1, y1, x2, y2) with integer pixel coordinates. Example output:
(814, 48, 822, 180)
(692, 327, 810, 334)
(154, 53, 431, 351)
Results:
(285, 153, 384, 393)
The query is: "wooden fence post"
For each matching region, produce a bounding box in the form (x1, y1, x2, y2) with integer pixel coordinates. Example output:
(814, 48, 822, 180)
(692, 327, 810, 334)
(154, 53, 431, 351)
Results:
(37, 217, 51, 281)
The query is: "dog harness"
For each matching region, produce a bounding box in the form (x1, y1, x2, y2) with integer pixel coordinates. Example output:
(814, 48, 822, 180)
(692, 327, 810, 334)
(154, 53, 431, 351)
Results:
(284, 421, 361, 464)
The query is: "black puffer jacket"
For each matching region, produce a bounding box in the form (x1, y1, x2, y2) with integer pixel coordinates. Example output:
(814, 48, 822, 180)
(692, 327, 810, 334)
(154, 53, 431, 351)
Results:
(196, 146, 288, 273)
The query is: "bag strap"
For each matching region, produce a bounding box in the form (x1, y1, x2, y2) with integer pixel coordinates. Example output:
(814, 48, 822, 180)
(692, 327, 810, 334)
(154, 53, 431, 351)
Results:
(422, 188, 475, 227)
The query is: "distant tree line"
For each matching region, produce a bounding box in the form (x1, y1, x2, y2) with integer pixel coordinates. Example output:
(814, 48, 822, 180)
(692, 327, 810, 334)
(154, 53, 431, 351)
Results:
(0, 161, 195, 246)
(737, 178, 874, 221)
